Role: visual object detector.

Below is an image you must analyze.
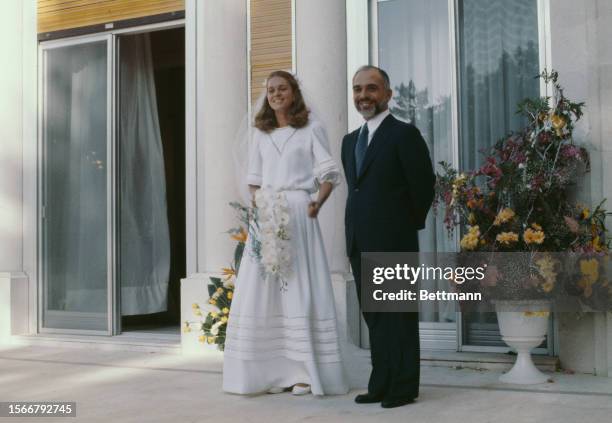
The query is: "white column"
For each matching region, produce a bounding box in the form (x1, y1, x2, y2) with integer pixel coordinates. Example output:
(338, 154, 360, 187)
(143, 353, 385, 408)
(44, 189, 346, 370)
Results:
(295, 0, 360, 343)
(182, 0, 248, 351)
(294, 0, 349, 275)
(186, 0, 248, 275)
(0, 0, 36, 337)
(0, 0, 24, 272)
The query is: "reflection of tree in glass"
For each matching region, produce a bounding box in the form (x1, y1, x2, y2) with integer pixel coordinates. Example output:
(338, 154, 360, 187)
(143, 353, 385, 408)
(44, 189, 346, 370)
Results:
(390, 79, 451, 154)
(391, 81, 416, 123)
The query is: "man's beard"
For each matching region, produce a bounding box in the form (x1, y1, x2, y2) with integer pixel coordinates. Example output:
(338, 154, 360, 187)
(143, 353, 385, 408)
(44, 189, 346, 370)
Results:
(357, 100, 386, 119)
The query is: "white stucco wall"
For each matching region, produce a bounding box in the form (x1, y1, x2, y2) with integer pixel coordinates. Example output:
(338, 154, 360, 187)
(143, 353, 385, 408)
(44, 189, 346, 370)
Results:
(0, 0, 24, 272)
(550, 0, 612, 375)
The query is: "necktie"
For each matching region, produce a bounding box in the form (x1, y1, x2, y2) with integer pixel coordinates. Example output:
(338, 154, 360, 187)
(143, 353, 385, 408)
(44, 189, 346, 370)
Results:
(355, 124, 369, 176)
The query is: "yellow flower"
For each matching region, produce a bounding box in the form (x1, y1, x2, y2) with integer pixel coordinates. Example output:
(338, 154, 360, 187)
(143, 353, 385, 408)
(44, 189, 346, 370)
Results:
(580, 258, 599, 284)
(216, 287, 224, 295)
(524, 228, 545, 244)
(191, 303, 200, 309)
(524, 311, 550, 318)
(231, 227, 248, 243)
(468, 213, 476, 225)
(551, 114, 566, 130)
(536, 256, 555, 275)
(221, 267, 236, 280)
(222, 307, 230, 315)
(207, 336, 216, 344)
(493, 208, 515, 226)
(183, 322, 191, 333)
(227, 291, 233, 300)
(578, 258, 599, 299)
(460, 226, 480, 250)
(221, 316, 228, 323)
(582, 207, 590, 219)
(541, 281, 554, 293)
(531, 223, 542, 231)
(193, 309, 203, 317)
(209, 299, 217, 305)
(496, 232, 519, 245)
(198, 335, 206, 343)
(467, 198, 484, 210)
(452, 173, 467, 190)
(210, 311, 218, 318)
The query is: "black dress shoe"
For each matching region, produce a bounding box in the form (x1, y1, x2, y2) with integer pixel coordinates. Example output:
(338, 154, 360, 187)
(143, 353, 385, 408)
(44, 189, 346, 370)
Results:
(354, 392, 384, 404)
(381, 397, 415, 408)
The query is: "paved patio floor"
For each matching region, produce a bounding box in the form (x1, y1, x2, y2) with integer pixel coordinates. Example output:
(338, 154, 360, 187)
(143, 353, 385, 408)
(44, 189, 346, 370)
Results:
(1, 343, 611, 423)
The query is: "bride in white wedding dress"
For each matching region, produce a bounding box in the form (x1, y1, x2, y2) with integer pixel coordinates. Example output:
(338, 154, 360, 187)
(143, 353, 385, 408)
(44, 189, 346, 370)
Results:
(222, 71, 349, 396)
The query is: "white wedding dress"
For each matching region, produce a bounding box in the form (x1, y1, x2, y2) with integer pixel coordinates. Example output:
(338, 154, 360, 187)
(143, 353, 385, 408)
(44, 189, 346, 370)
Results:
(222, 120, 350, 396)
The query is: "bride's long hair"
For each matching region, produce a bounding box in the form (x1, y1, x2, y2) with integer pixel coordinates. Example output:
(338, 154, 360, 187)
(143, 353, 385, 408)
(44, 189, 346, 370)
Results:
(254, 70, 310, 132)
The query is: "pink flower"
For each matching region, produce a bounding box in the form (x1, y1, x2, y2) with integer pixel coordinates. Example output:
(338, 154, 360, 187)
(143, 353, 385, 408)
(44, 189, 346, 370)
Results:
(560, 144, 580, 159)
(564, 216, 579, 233)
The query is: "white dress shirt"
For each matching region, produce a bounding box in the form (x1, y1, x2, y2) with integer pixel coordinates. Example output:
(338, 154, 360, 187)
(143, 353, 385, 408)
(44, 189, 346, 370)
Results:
(363, 108, 391, 145)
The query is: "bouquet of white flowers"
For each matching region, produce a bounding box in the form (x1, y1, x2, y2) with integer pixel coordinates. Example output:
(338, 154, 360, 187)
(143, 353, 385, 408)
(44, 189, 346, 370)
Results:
(230, 190, 293, 291)
(253, 189, 292, 290)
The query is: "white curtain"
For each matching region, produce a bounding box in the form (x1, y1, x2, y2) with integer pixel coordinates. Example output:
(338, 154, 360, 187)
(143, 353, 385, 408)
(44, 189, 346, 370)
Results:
(378, 0, 456, 323)
(119, 34, 170, 316)
(457, 0, 540, 345)
(458, 0, 540, 171)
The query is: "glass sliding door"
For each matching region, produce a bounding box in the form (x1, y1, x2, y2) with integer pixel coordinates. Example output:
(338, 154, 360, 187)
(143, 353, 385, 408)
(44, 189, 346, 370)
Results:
(40, 36, 114, 333)
(365, 0, 549, 351)
(375, 0, 458, 350)
(457, 0, 541, 171)
(456, 0, 543, 349)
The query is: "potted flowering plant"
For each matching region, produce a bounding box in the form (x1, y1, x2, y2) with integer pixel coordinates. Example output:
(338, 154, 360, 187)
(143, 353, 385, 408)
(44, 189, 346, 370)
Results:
(436, 70, 609, 299)
(434, 70, 610, 384)
(183, 220, 246, 351)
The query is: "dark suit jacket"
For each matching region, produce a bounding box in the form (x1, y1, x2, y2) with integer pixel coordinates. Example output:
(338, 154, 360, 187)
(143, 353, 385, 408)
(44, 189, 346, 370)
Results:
(341, 114, 436, 255)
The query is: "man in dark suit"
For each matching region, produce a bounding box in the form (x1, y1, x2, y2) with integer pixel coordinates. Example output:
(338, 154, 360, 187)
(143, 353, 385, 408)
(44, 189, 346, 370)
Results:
(341, 65, 435, 409)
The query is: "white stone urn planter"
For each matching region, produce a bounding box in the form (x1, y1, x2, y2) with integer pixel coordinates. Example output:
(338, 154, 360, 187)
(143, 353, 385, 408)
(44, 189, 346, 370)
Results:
(494, 300, 551, 384)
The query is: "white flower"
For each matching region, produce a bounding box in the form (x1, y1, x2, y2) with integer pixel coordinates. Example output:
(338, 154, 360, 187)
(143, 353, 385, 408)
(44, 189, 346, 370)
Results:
(250, 189, 293, 287)
(279, 211, 290, 225)
(211, 320, 225, 335)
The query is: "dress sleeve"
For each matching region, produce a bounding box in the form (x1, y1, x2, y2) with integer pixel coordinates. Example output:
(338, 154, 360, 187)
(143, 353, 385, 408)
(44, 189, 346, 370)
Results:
(246, 131, 263, 186)
(311, 122, 341, 188)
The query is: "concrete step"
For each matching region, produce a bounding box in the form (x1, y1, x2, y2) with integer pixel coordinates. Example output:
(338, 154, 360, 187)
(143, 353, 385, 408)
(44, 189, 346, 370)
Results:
(422, 349, 559, 372)
(9, 335, 558, 372)
(10, 333, 181, 354)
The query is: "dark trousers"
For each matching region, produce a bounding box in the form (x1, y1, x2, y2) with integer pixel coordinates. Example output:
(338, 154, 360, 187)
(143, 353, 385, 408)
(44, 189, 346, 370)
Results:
(350, 253, 420, 400)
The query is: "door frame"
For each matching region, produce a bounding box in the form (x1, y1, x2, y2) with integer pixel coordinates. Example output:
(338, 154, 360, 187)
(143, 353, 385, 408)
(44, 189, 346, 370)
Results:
(36, 19, 186, 336)
(347, 0, 554, 354)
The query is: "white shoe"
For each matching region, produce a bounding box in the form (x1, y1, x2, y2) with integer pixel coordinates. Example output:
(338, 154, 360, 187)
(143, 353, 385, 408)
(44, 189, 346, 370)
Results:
(267, 387, 285, 394)
(291, 384, 311, 396)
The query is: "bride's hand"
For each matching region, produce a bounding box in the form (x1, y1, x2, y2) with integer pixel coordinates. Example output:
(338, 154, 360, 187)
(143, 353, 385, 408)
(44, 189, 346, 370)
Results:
(307, 201, 321, 218)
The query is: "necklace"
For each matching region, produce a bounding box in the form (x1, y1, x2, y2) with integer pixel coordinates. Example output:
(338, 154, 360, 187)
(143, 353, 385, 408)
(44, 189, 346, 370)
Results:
(268, 127, 297, 156)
